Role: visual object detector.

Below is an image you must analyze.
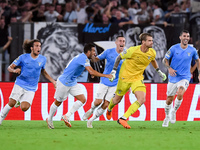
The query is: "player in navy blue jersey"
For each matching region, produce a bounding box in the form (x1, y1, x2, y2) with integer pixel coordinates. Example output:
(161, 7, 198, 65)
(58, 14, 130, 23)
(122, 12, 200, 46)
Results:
(82, 36, 126, 128)
(162, 30, 200, 127)
(46, 43, 113, 129)
(0, 39, 56, 126)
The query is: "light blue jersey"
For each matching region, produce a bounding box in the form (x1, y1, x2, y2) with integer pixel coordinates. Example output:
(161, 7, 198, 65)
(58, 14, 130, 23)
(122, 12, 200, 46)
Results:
(13, 53, 46, 91)
(165, 43, 199, 83)
(58, 53, 90, 86)
(97, 48, 123, 86)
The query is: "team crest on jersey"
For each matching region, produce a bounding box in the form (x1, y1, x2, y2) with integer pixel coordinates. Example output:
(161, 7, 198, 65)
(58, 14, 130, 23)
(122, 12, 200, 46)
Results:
(148, 56, 151, 60)
(187, 52, 191, 56)
(38, 62, 42, 66)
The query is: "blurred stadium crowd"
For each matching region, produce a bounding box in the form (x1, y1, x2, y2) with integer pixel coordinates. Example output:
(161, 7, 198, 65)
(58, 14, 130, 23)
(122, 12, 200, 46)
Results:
(0, 0, 200, 82)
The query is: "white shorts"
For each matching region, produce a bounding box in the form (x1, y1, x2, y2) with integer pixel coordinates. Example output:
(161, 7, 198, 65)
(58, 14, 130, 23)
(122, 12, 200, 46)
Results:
(95, 83, 116, 102)
(9, 84, 35, 105)
(54, 80, 84, 102)
(167, 79, 189, 96)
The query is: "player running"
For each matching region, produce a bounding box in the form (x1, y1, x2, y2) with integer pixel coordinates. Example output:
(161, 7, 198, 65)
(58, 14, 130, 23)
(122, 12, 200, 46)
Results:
(162, 30, 200, 127)
(107, 33, 166, 129)
(46, 43, 112, 129)
(0, 39, 56, 126)
(82, 35, 125, 128)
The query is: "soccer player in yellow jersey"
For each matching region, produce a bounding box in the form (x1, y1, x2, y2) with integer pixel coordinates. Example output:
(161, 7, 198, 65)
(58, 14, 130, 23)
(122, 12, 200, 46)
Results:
(107, 33, 167, 129)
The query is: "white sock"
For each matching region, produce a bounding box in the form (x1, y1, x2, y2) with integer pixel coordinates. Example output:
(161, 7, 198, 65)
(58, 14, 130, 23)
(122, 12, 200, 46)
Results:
(165, 103, 171, 118)
(91, 102, 98, 111)
(0, 104, 12, 124)
(66, 100, 83, 118)
(173, 98, 183, 112)
(48, 102, 58, 121)
(89, 107, 105, 122)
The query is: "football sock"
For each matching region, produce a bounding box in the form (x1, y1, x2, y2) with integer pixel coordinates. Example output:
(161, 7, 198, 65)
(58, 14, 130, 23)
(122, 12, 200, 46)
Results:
(48, 102, 58, 121)
(89, 107, 105, 122)
(0, 104, 12, 124)
(164, 103, 171, 118)
(108, 98, 115, 111)
(173, 98, 183, 112)
(124, 101, 141, 119)
(91, 102, 98, 111)
(66, 100, 83, 118)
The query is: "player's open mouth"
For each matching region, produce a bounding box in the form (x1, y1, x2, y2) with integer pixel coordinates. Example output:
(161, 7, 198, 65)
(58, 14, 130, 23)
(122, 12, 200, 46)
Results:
(120, 45, 124, 47)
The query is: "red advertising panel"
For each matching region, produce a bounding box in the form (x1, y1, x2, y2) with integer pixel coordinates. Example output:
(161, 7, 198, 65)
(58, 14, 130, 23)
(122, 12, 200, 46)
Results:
(0, 82, 200, 121)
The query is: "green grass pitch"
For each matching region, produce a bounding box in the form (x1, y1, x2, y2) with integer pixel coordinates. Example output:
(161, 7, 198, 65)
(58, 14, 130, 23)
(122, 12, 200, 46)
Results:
(0, 120, 200, 150)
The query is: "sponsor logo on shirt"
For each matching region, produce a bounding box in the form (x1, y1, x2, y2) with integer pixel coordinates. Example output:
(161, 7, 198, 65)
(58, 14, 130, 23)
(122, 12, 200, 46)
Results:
(14, 57, 19, 63)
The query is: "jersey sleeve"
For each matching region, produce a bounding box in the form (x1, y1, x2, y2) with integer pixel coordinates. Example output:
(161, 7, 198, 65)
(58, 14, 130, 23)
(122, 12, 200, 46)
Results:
(97, 50, 107, 60)
(42, 57, 47, 69)
(84, 58, 91, 67)
(165, 46, 174, 60)
(120, 47, 134, 59)
(193, 48, 199, 60)
(13, 55, 23, 66)
(152, 49, 156, 60)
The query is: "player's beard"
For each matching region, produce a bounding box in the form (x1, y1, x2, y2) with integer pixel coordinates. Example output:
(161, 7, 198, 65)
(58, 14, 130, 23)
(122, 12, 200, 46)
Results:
(33, 50, 40, 56)
(182, 39, 188, 46)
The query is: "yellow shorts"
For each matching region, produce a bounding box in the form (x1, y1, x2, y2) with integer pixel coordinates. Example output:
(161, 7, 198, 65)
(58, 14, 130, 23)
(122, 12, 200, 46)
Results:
(115, 79, 146, 96)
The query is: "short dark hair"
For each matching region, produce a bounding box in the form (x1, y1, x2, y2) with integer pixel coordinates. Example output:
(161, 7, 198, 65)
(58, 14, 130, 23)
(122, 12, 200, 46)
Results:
(116, 35, 124, 40)
(180, 30, 189, 36)
(84, 43, 95, 53)
(139, 33, 152, 42)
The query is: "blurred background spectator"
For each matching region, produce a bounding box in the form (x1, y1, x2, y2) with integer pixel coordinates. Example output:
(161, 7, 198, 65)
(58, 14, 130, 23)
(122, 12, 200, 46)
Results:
(63, 0, 77, 23)
(76, 0, 88, 24)
(31, 4, 46, 22)
(44, 3, 63, 22)
(151, 1, 164, 25)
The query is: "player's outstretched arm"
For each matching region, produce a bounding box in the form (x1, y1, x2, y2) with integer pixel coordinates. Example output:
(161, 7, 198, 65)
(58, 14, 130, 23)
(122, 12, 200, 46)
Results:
(109, 55, 122, 82)
(85, 66, 112, 79)
(151, 60, 167, 81)
(41, 69, 56, 89)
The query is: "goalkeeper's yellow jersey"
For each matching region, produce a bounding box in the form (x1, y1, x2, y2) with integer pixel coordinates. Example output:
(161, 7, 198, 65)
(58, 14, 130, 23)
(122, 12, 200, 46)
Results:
(119, 45, 156, 82)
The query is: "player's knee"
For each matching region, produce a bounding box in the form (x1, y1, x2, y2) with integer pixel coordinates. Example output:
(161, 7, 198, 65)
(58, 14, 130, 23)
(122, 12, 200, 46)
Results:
(95, 99, 103, 106)
(21, 104, 30, 112)
(177, 91, 184, 98)
(81, 98, 86, 104)
(8, 99, 16, 107)
(21, 106, 29, 112)
(101, 100, 109, 109)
